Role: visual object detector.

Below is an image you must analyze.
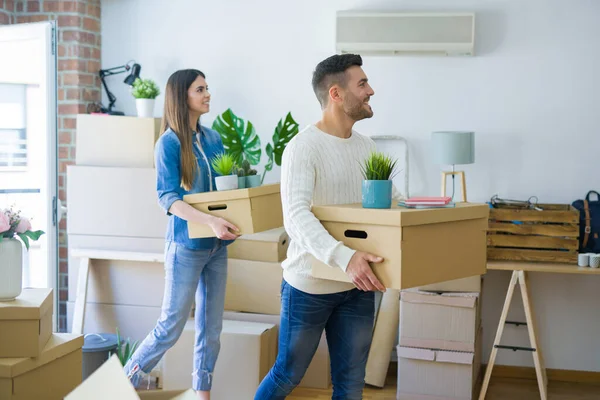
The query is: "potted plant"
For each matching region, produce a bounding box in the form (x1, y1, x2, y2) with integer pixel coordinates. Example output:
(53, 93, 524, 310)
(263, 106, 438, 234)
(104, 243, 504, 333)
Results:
(131, 78, 160, 118)
(212, 109, 300, 184)
(238, 159, 261, 188)
(115, 327, 139, 366)
(0, 206, 44, 300)
(236, 167, 246, 189)
(211, 153, 239, 191)
(360, 151, 399, 209)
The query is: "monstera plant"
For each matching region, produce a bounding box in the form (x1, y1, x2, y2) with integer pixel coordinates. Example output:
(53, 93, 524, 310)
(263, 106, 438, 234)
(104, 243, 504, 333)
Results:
(212, 108, 261, 166)
(263, 112, 299, 183)
(212, 108, 300, 184)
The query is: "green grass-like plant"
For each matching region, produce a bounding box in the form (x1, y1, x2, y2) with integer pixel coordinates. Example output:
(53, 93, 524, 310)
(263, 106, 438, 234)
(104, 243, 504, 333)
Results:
(361, 151, 399, 181)
(116, 327, 139, 366)
(211, 153, 237, 176)
(131, 78, 160, 99)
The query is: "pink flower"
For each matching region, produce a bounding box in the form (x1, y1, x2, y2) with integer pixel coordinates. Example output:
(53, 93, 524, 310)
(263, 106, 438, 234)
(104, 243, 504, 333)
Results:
(0, 212, 10, 233)
(15, 218, 32, 234)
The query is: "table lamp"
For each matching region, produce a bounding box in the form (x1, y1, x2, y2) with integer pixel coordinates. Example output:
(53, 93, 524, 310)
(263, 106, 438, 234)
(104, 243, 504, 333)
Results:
(99, 61, 141, 115)
(431, 131, 474, 202)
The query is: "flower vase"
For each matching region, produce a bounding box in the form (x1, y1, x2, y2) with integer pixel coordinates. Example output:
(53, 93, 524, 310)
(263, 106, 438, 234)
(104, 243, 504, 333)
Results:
(0, 238, 23, 301)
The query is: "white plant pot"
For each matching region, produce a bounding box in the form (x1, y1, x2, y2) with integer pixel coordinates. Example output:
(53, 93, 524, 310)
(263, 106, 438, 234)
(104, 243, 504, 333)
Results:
(135, 98, 155, 118)
(0, 238, 23, 301)
(215, 175, 239, 191)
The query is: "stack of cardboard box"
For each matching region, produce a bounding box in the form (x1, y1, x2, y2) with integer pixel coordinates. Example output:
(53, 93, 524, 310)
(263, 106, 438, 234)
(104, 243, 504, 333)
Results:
(160, 227, 332, 396)
(397, 276, 483, 399)
(66, 114, 167, 340)
(0, 288, 83, 399)
(224, 227, 332, 389)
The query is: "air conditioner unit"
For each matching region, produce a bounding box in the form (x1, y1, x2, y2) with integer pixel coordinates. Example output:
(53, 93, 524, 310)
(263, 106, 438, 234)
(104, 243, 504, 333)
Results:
(336, 11, 475, 56)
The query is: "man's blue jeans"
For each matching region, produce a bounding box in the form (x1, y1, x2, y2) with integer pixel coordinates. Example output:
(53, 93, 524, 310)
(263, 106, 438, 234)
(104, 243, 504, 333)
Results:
(123, 241, 228, 391)
(255, 280, 375, 399)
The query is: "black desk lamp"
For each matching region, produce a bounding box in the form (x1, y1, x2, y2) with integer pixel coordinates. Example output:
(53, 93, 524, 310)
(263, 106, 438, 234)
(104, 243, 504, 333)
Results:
(98, 61, 141, 115)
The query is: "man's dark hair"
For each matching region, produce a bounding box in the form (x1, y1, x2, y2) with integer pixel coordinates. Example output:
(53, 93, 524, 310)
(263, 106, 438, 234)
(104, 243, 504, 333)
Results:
(311, 54, 363, 108)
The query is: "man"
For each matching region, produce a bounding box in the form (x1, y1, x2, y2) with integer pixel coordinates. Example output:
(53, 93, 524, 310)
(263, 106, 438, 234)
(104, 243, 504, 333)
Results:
(254, 54, 389, 399)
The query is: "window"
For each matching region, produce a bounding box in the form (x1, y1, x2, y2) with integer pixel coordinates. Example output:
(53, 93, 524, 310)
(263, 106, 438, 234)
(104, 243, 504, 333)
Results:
(0, 83, 27, 170)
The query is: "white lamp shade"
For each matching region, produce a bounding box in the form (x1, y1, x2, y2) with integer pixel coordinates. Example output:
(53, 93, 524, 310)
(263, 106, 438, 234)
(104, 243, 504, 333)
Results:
(431, 131, 475, 165)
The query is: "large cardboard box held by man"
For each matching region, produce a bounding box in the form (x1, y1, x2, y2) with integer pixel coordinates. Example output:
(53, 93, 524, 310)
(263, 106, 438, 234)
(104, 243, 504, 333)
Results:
(310, 203, 489, 290)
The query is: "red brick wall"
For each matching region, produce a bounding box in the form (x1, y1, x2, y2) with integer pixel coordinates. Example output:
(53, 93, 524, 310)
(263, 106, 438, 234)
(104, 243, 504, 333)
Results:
(0, 1, 15, 24)
(0, 0, 101, 332)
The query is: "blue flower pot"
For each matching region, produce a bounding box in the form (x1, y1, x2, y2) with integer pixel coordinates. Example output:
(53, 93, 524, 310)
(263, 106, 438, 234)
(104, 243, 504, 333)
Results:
(238, 176, 246, 189)
(362, 180, 392, 209)
(246, 175, 262, 188)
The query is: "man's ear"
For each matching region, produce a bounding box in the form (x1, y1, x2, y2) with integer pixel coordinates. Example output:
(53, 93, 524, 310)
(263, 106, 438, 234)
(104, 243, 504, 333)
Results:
(328, 85, 342, 104)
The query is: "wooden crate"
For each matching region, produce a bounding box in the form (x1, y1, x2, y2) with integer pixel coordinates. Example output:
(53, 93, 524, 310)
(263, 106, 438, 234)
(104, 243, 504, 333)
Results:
(487, 204, 580, 264)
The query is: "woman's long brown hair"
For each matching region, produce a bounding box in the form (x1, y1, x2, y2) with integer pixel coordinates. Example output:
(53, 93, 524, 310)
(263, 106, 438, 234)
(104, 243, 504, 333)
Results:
(161, 69, 206, 191)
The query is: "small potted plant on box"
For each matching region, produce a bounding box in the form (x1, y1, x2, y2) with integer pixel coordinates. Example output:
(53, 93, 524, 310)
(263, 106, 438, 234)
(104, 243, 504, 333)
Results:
(360, 151, 399, 209)
(239, 159, 261, 188)
(211, 153, 239, 191)
(0, 206, 44, 300)
(131, 78, 160, 118)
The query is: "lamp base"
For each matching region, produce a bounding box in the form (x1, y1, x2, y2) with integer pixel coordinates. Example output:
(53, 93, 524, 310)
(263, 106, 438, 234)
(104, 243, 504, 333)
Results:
(108, 110, 125, 116)
(441, 171, 467, 202)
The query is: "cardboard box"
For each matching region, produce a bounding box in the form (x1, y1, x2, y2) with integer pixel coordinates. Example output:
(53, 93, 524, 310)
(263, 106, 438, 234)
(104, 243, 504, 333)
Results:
(66, 302, 162, 343)
(67, 165, 168, 238)
(225, 259, 282, 315)
(67, 257, 166, 307)
(162, 319, 277, 399)
(66, 354, 197, 400)
(223, 311, 331, 389)
(310, 203, 489, 290)
(396, 329, 482, 400)
(184, 184, 283, 238)
(400, 290, 480, 352)
(418, 275, 482, 293)
(1, 333, 83, 400)
(0, 288, 53, 358)
(76, 114, 162, 168)
(227, 227, 289, 262)
(138, 390, 196, 400)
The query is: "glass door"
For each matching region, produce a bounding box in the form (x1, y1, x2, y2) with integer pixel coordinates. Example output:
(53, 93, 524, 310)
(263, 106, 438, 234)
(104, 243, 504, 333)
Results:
(0, 21, 58, 329)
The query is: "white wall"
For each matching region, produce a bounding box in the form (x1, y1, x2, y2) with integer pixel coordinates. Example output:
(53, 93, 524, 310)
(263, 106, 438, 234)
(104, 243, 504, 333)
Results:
(102, 0, 600, 371)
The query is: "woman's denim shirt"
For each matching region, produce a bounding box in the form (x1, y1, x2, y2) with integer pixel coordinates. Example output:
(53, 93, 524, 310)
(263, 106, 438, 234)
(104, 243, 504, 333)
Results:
(155, 125, 232, 250)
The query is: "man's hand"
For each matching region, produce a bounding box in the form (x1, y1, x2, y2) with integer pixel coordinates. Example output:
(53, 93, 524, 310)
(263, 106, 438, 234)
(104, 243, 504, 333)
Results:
(345, 251, 386, 292)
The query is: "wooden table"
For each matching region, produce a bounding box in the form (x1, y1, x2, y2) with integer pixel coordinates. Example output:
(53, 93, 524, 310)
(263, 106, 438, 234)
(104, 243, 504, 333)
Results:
(479, 260, 600, 400)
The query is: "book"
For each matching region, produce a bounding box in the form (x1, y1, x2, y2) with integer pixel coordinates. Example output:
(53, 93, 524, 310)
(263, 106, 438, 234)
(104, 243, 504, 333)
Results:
(403, 196, 452, 206)
(398, 200, 456, 209)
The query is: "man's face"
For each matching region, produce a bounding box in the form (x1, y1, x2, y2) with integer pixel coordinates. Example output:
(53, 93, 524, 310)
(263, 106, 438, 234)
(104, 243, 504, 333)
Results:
(340, 66, 375, 121)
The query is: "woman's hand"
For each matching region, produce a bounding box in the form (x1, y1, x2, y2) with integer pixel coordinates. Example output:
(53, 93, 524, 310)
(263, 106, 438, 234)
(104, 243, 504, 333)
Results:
(207, 216, 240, 240)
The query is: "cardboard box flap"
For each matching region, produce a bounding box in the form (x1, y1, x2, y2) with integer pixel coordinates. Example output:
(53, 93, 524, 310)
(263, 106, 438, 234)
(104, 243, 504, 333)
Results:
(0, 333, 83, 378)
(222, 319, 275, 335)
(396, 346, 436, 362)
(436, 350, 475, 365)
(183, 183, 280, 204)
(401, 290, 478, 309)
(138, 390, 197, 400)
(0, 288, 53, 320)
(311, 202, 489, 227)
(236, 227, 287, 243)
(65, 354, 138, 400)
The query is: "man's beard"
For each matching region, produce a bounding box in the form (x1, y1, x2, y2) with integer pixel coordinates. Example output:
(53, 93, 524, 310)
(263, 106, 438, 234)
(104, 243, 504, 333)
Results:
(343, 94, 373, 121)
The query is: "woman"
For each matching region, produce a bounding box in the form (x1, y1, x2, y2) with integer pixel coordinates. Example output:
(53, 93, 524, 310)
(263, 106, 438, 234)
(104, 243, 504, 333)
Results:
(124, 69, 239, 400)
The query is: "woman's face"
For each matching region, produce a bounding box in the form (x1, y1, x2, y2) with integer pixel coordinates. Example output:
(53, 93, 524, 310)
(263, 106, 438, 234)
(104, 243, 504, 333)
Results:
(187, 75, 210, 116)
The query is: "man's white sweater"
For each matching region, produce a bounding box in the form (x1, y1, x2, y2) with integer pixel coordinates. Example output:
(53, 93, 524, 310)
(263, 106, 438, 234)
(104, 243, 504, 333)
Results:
(280, 124, 379, 294)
